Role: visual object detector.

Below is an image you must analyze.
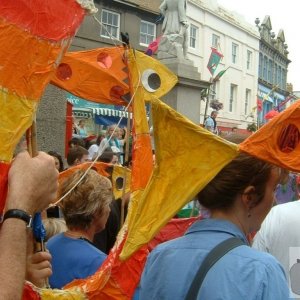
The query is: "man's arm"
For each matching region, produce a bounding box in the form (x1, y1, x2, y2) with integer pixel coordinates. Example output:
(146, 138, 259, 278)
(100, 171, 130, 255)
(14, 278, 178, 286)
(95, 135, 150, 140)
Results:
(0, 151, 58, 299)
(0, 218, 30, 298)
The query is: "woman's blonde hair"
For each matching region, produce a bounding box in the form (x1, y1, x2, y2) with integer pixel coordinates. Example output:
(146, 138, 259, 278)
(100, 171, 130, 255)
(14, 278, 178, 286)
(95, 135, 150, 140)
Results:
(59, 169, 112, 230)
(43, 218, 67, 242)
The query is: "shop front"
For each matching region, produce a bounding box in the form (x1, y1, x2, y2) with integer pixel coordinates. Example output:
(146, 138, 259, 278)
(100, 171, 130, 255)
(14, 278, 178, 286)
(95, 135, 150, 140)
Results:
(66, 92, 132, 139)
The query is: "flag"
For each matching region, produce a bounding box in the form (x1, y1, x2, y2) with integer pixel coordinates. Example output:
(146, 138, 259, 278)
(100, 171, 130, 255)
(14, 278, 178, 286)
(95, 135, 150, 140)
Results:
(212, 67, 228, 82)
(207, 47, 223, 76)
(276, 95, 295, 111)
(257, 98, 263, 112)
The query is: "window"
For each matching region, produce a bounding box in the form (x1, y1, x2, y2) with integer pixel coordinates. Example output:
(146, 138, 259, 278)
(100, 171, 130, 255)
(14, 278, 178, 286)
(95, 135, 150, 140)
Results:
(140, 20, 156, 46)
(282, 69, 286, 90)
(245, 89, 251, 115)
(268, 60, 273, 83)
(212, 34, 220, 49)
(246, 50, 252, 70)
(259, 53, 263, 78)
(189, 24, 198, 49)
(232, 43, 238, 64)
(274, 64, 278, 84)
(278, 67, 282, 88)
(101, 10, 120, 39)
(229, 84, 237, 112)
(263, 56, 268, 80)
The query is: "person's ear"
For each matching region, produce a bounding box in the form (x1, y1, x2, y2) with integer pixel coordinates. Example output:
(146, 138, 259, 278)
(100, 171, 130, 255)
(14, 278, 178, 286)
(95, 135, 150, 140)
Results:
(241, 186, 257, 210)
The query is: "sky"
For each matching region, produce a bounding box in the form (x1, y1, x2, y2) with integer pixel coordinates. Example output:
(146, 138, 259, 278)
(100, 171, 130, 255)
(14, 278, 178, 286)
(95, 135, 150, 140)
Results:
(217, 0, 300, 91)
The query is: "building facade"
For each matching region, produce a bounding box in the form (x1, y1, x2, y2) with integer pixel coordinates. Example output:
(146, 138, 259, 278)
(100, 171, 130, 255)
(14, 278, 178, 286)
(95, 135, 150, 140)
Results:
(255, 16, 291, 125)
(70, 0, 161, 52)
(186, 0, 260, 131)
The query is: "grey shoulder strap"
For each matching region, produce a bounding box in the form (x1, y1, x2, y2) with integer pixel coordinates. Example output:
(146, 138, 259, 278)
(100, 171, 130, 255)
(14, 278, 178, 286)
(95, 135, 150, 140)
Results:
(184, 237, 245, 300)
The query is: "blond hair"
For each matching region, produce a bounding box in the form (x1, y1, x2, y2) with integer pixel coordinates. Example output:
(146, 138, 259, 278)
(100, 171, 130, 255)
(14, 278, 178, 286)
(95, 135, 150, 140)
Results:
(43, 218, 67, 242)
(59, 169, 112, 230)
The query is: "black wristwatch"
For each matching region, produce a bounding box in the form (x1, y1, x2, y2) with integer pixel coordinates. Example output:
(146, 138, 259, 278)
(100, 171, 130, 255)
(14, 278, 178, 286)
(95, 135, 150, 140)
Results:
(3, 209, 33, 228)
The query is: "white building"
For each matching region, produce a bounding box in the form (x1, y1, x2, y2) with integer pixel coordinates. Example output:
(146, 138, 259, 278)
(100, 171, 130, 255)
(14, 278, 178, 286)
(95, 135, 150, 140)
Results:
(186, 0, 260, 131)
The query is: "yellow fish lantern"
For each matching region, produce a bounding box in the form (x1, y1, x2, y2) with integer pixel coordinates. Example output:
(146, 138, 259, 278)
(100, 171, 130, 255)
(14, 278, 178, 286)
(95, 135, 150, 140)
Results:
(120, 97, 239, 260)
(111, 165, 131, 200)
(129, 50, 178, 102)
(0, 0, 91, 215)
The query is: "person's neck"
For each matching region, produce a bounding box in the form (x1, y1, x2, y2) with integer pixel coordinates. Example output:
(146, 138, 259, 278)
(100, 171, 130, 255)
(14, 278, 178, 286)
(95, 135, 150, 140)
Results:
(64, 227, 95, 242)
(210, 210, 248, 235)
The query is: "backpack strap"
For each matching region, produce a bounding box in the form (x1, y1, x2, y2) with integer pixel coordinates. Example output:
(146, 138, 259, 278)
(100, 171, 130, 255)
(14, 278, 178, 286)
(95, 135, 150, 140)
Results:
(184, 237, 245, 300)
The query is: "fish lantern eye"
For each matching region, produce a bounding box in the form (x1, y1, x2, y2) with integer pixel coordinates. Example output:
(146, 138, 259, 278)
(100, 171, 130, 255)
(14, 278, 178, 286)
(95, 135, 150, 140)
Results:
(56, 63, 72, 80)
(141, 69, 161, 93)
(278, 123, 300, 153)
(115, 176, 124, 190)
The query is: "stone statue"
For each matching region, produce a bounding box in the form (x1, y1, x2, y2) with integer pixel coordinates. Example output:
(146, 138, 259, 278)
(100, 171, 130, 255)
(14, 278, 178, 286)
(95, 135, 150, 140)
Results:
(158, 0, 189, 60)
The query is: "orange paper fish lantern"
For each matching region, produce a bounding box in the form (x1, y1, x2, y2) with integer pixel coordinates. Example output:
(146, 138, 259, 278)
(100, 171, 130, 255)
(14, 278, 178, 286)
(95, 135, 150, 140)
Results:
(0, 0, 88, 214)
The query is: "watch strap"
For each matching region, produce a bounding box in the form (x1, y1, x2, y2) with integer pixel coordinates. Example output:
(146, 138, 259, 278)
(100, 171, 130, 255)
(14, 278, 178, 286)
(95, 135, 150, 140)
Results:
(3, 209, 33, 228)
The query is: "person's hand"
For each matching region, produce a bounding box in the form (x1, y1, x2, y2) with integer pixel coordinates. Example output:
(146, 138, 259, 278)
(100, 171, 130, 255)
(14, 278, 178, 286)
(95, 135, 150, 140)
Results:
(26, 251, 52, 288)
(6, 151, 59, 214)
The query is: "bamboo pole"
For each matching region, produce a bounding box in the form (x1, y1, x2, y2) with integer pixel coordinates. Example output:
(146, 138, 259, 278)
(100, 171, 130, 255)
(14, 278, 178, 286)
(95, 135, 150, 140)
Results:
(30, 119, 38, 157)
(120, 114, 131, 227)
(27, 117, 50, 288)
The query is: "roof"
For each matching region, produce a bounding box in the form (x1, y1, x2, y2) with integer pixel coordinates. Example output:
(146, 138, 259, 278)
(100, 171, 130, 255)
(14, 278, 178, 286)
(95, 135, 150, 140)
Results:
(121, 0, 161, 13)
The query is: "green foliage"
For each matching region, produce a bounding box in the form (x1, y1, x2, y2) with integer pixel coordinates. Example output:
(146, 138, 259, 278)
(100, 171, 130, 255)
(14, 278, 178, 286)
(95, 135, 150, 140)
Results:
(210, 99, 223, 111)
(247, 122, 257, 132)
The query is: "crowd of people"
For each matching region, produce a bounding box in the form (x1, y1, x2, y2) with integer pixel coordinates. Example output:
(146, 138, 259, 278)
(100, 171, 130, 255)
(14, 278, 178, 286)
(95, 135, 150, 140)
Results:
(0, 122, 133, 297)
(2, 115, 300, 300)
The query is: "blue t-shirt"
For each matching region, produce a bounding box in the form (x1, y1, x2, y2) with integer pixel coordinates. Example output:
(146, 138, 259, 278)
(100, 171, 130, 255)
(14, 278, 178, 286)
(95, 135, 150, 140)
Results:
(47, 233, 106, 289)
(138, 219, 289, 300)
(204, 116, 215, 132)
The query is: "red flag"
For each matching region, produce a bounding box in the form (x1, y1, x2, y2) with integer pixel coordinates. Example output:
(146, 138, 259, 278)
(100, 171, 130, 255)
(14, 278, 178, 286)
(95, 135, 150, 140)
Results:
(257, 98, 263, 112)
(207, 48, 223, 76)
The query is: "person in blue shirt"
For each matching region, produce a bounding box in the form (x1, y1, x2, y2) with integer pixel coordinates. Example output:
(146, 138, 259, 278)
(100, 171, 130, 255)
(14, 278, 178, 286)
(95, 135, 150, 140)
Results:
(75, 119, 88, 138)
(139, 152, 290, 300)
(47, 169, 112, 289)
(204, 110, 218, 134)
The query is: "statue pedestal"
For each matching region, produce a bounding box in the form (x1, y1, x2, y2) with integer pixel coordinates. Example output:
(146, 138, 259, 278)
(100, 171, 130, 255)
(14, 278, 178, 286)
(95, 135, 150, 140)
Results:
(160, 59, 210, 124)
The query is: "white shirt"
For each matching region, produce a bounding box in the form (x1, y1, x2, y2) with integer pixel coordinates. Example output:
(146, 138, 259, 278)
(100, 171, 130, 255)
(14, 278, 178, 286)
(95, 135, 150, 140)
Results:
(87, 144, 99, 160)
(253, 201, 300, 298)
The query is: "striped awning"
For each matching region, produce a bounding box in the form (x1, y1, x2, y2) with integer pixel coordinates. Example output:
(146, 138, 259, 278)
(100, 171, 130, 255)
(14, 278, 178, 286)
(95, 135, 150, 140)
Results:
(91, 107, 132, 119)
